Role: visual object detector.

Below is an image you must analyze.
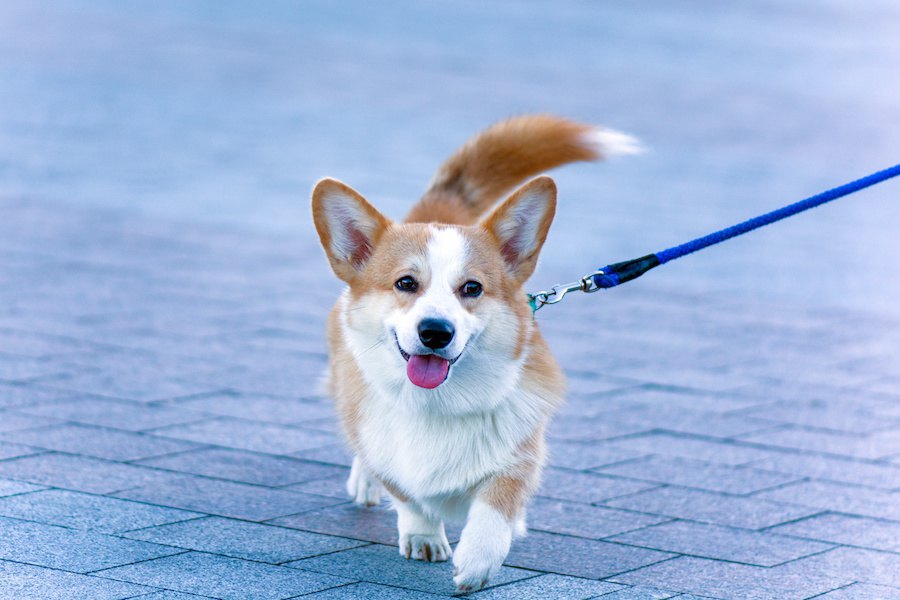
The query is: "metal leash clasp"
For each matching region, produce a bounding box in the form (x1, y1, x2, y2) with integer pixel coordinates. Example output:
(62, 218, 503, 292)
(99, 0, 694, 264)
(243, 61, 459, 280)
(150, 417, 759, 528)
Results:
(528, 270, 605, 312)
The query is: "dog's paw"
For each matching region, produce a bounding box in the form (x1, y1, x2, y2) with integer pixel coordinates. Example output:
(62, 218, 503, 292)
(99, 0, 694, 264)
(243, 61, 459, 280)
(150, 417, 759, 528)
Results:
(347, 458, 382, 506)
(452, 541, 503, 593)
(399, 533, 452, 562)
(452, 501, 513, 593)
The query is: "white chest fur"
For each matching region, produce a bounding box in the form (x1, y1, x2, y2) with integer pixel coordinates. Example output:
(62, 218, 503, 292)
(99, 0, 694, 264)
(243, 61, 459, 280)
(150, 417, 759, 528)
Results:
(358, 394, 537, 499)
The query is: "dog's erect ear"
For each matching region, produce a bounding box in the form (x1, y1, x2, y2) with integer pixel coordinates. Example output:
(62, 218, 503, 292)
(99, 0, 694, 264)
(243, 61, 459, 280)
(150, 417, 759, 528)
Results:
(481, 176, 557, 282)
(312, 178, 391, 283)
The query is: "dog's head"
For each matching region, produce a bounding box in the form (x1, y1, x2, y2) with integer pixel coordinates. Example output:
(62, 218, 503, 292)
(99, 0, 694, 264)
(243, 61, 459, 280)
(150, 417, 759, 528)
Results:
(312, 177, 556, 412)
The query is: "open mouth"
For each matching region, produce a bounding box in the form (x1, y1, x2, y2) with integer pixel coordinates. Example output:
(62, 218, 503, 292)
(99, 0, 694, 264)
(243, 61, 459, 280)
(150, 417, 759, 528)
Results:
(394, 333, 463, 390)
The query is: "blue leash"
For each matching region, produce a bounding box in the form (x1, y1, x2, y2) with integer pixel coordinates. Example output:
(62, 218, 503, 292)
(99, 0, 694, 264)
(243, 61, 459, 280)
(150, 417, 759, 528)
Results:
(529, 163, 900, 312)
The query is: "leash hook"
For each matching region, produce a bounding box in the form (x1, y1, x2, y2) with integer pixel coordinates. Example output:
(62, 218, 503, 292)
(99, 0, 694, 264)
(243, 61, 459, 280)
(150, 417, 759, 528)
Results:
(528, 270, 605, 312)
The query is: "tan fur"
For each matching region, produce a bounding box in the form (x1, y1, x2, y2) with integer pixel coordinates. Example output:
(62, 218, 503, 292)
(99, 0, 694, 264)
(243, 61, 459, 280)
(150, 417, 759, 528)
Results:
(326, 305, 365, 451)
(379, 477, 411, 503)
(409, 114, 598, 223)
(405, 190, 478, 225)
(481, 427, 547, 520)
(347, 224, 431, 301)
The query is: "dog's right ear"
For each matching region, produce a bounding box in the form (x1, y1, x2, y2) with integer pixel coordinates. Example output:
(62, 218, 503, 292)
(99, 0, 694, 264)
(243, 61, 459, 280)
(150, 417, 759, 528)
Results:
(312, 178, 390, 283)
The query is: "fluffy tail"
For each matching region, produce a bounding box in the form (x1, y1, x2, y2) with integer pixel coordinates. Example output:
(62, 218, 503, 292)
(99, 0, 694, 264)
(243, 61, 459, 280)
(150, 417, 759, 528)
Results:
(405, 114, 641, 224)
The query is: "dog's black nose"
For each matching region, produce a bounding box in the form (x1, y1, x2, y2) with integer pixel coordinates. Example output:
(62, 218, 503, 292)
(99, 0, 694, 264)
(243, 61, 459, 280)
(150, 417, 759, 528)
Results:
(418, 318, 455, 350)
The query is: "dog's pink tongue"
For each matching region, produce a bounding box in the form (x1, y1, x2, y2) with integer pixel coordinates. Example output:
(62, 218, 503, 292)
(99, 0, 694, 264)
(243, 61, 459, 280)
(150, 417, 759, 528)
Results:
(406, 354, 450, 389)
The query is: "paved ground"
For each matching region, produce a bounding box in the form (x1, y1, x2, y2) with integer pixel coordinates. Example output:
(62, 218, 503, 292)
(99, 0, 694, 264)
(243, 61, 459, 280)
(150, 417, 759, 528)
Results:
(1, 1, 900, 599)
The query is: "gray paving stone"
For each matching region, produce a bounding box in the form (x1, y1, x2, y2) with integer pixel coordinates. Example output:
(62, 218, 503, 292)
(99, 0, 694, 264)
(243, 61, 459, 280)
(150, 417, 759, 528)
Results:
(189, 364, 328, 399)
(287, 544, 534, 596)
(737, 401, 900, 434)
(528, 497, 669, 540)
(0, 355, 69, 383)
(129, 593, 218, 600)
(0, 382, 71, 409)
(0, 452, 178, 494)
(0, 423, 200, 461)
(0, 517, 182, 572)
(611, 556, 851, 600)
(19, 396, 206, 431)
(779, 547, 900, 587)
(298, 582, 447, 598)
(175, 392, 336, 425)
(0, 410, 60, 432)
(0, 441, 42, 460)
(46, 370, 221, 403)
(137, 447, 347, 487)
(594, 456, 799, 494)
(537, 468, 659, 503)
(770, 512, 900, 553)
(595, 587, 681, 599)
(0, 489, 201, 532)
(754, 480, 900, 521)
(749, 452, 900, 490)
(547, 415, 650, 443)
(814, 583, 900, 599)
(286, 475, 349, 499)
(152, 417, 336, 454)
(96, 551, 352, 599)
(603, 485, 819, 529)
(609, 520, 833, 567)
(739, 426, 900, 460)
(0, 478, 44, 497)
(503, 531, 675, 580)
(618, 407, 776, 439)
(0, 559, 152, 600)
(0, 331, 94, 360)
(123, 516, 366, 563)
(114, 473, 342, 521)
(604, 433, 778, 466)
(468, 573, 622, 599)
(269, 503, 412, 546)
(547, 441, 648, 470)
(291, 443, 354, 467)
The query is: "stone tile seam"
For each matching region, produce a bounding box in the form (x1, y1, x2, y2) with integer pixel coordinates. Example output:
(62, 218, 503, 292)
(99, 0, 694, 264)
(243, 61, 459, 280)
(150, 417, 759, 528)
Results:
(594, 534, 840, 569)
(600, 427, 900, 467)
(586, 469, 808, 497)
(592, 516, 831, 546)
(758, 510, 900, 532)
(0, 451, 350, 497)
(591, 502, 832, 532)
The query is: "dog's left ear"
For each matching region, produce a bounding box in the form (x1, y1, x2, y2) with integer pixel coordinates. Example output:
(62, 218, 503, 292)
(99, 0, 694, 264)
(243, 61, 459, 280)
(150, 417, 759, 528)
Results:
(482, 176, 557, 282)
(312, 178, 390, 283)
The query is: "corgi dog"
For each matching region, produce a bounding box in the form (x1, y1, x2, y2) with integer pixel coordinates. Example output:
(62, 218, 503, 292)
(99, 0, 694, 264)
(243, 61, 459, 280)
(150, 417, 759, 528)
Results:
(311, 115, 639, 592)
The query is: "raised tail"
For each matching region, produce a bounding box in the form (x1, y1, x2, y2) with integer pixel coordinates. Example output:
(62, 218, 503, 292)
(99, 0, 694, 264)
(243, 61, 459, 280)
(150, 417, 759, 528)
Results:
(404, 114, 641, 225)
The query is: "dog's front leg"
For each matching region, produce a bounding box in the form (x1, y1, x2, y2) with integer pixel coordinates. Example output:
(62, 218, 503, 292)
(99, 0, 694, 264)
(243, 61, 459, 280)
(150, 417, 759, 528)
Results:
(346, 456, 383, 506)
(452, 477, 529, 593)
(395, 499, 451, 562)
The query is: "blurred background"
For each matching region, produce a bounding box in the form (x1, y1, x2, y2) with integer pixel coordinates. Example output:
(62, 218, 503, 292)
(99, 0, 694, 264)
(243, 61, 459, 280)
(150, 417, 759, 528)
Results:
(1, 0, 899, 315)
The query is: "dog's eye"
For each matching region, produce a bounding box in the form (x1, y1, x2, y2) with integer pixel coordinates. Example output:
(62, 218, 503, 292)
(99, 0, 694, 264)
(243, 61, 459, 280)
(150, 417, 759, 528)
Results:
(395, 276, 418, 292)
(460, 281, 482, 298)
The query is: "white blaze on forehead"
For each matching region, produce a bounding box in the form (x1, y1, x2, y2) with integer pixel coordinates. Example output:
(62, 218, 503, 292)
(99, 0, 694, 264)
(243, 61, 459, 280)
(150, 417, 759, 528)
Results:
(425, 226, 467, 293)
(390, 224, 476, 360)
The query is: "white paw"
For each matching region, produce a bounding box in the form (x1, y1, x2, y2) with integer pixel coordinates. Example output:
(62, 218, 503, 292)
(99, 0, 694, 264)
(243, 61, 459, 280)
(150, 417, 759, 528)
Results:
(452, 500, 512, 593)
(347, 457, 382, 506)
(452, 538, 504, 593)
(399, 533, 452, 562)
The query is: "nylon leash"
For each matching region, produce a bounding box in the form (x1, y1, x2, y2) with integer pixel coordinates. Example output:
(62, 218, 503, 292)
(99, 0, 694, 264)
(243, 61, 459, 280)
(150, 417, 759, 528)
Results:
(528, 163, 900, 312)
